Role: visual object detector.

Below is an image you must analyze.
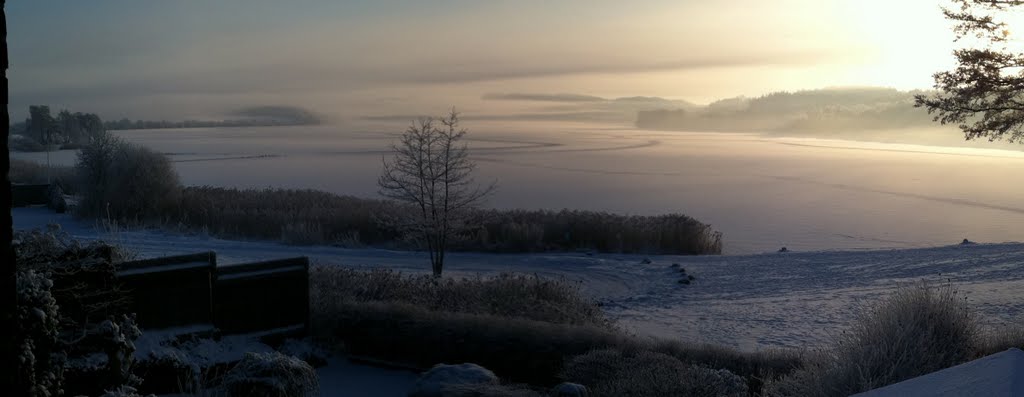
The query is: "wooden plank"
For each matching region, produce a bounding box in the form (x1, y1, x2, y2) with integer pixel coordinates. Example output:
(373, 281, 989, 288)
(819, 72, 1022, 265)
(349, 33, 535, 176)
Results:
(118, 252, 216, 329)
(214, 257, 309, 335)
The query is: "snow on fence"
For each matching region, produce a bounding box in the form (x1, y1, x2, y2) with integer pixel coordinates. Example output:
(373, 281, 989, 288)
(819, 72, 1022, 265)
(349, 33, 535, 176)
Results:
(117, 252, 217, 329)
(214, 257, 310, 336)
(11, 183, 50, 207)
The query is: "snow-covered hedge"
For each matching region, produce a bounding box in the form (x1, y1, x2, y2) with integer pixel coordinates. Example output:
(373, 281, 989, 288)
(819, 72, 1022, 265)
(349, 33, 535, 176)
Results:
(16, 269, 65, 397)
(222, 352, 319, 397)
(311, 266, 609, 327)
(563, 348, 747, 397)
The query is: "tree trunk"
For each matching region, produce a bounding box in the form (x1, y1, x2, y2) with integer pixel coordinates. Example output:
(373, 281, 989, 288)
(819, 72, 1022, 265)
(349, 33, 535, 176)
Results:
(2, 1, 17, 392)
(435, 235, 446, 277)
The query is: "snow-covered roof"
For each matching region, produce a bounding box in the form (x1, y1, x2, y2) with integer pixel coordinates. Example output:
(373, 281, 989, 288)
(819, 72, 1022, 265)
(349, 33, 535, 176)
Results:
(853, 348, 1024, 397)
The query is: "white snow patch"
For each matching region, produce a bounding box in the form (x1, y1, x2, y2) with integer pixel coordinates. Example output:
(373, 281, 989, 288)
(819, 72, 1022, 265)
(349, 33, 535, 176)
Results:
(853, 348, 1024, 397)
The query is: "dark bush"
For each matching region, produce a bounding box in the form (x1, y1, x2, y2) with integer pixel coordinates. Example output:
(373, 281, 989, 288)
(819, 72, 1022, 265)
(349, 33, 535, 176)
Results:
(222, 352, 318, 397)
(766, 284, 980, 396)
(173, 187, 722, 254)
(563, 349, 747, 397)
(76, 133, 181, 222)
(470, 209, 723, 255)
(310, 266, 609, 327)
(312, 300, 628, 385)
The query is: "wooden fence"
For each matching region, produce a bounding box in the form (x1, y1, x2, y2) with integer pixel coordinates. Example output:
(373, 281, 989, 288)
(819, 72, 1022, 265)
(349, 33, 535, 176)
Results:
(116, 253, 309, 337)
(215, 257, 310, 336)
(117, 252, 217, 329)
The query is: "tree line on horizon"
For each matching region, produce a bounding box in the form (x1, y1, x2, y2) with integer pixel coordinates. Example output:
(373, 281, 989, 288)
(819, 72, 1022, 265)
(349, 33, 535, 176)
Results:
(7, 104, 323, 151)
(104, 105, 322, 130)
(8, 105, 106, 151)
(635, 87, 938, 134)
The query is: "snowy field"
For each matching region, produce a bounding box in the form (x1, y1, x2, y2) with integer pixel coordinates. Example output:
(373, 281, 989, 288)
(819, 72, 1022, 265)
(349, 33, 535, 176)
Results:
(15, 207, 1024, 351)
(13, 122, 1024, 254)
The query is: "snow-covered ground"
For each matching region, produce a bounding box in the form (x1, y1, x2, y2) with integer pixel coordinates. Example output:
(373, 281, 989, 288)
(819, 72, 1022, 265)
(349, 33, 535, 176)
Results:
(14, 207, 1024, 351)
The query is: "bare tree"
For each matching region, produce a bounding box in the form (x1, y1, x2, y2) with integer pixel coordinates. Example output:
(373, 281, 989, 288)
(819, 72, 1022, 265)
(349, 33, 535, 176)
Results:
(378, 110, 495, 276)
(916, 0, 1024, 142)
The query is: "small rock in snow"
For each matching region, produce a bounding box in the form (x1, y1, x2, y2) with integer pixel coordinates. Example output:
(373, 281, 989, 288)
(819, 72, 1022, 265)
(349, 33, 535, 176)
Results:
(778, 247, 789, 253)
(641, 258, 652, 264)
(678, 278, 691, 285)
(670, 263, 680, 268)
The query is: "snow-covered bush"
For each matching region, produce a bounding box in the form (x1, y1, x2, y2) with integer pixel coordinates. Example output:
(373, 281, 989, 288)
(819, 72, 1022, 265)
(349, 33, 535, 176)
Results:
(98, 315, 144, 390)
(76, 131, 181, 221)
(438, 383, 545, 397)
(311, 266, 609, 327)
(99, 385, 155, 397)
(277, 339, 329, 368)
(979, 326, 1024, 358)
(563, 348, 747, 397)
(16, 228, 145, 395)
(222, 352, 319, 397)
(16, 269, 65, 397)
(135, 347, 201, 394)
(766, 283, 979, 396)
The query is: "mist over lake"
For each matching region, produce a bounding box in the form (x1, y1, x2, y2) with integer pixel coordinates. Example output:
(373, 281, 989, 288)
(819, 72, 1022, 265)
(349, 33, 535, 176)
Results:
(18, 121, 1024, 254)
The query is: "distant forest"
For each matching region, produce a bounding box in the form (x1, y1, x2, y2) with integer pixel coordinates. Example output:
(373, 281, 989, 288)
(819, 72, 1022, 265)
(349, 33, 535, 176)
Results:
(8, 105, 106, 151)
(635, 88, 936, 134)
(8, 105, 322, 151)
(104, 106, 322, 130)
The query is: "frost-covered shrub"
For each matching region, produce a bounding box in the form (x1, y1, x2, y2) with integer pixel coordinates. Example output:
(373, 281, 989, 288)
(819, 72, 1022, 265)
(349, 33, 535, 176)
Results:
(979, 326, 1024, 358)
(223, 352, 319, 397)
(99, 385, 155, 397)
(439, 383, 545, 397)
(311, 266, 609, 327)
(99, 315, 144, 390)
(15, 228, 144, 396)
(16, 269, 65, 397)
(766, 284, 979, 396)
(76, 132, 181, 221)
(135, 347, 201, 394)
(277, 339, 329, 368)
(563, 349, 747, 397)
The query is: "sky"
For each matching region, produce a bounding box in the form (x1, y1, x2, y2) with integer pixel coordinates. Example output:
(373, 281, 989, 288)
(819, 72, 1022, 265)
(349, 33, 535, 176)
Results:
(8, 0, 961, 122)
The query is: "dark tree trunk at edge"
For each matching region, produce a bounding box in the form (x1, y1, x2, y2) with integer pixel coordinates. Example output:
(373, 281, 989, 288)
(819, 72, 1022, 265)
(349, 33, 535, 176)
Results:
(1, 0, 15, 392)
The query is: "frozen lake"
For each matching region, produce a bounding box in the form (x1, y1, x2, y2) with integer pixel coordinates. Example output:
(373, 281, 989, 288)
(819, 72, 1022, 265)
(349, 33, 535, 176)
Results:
(14, 121, 1024, 254)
